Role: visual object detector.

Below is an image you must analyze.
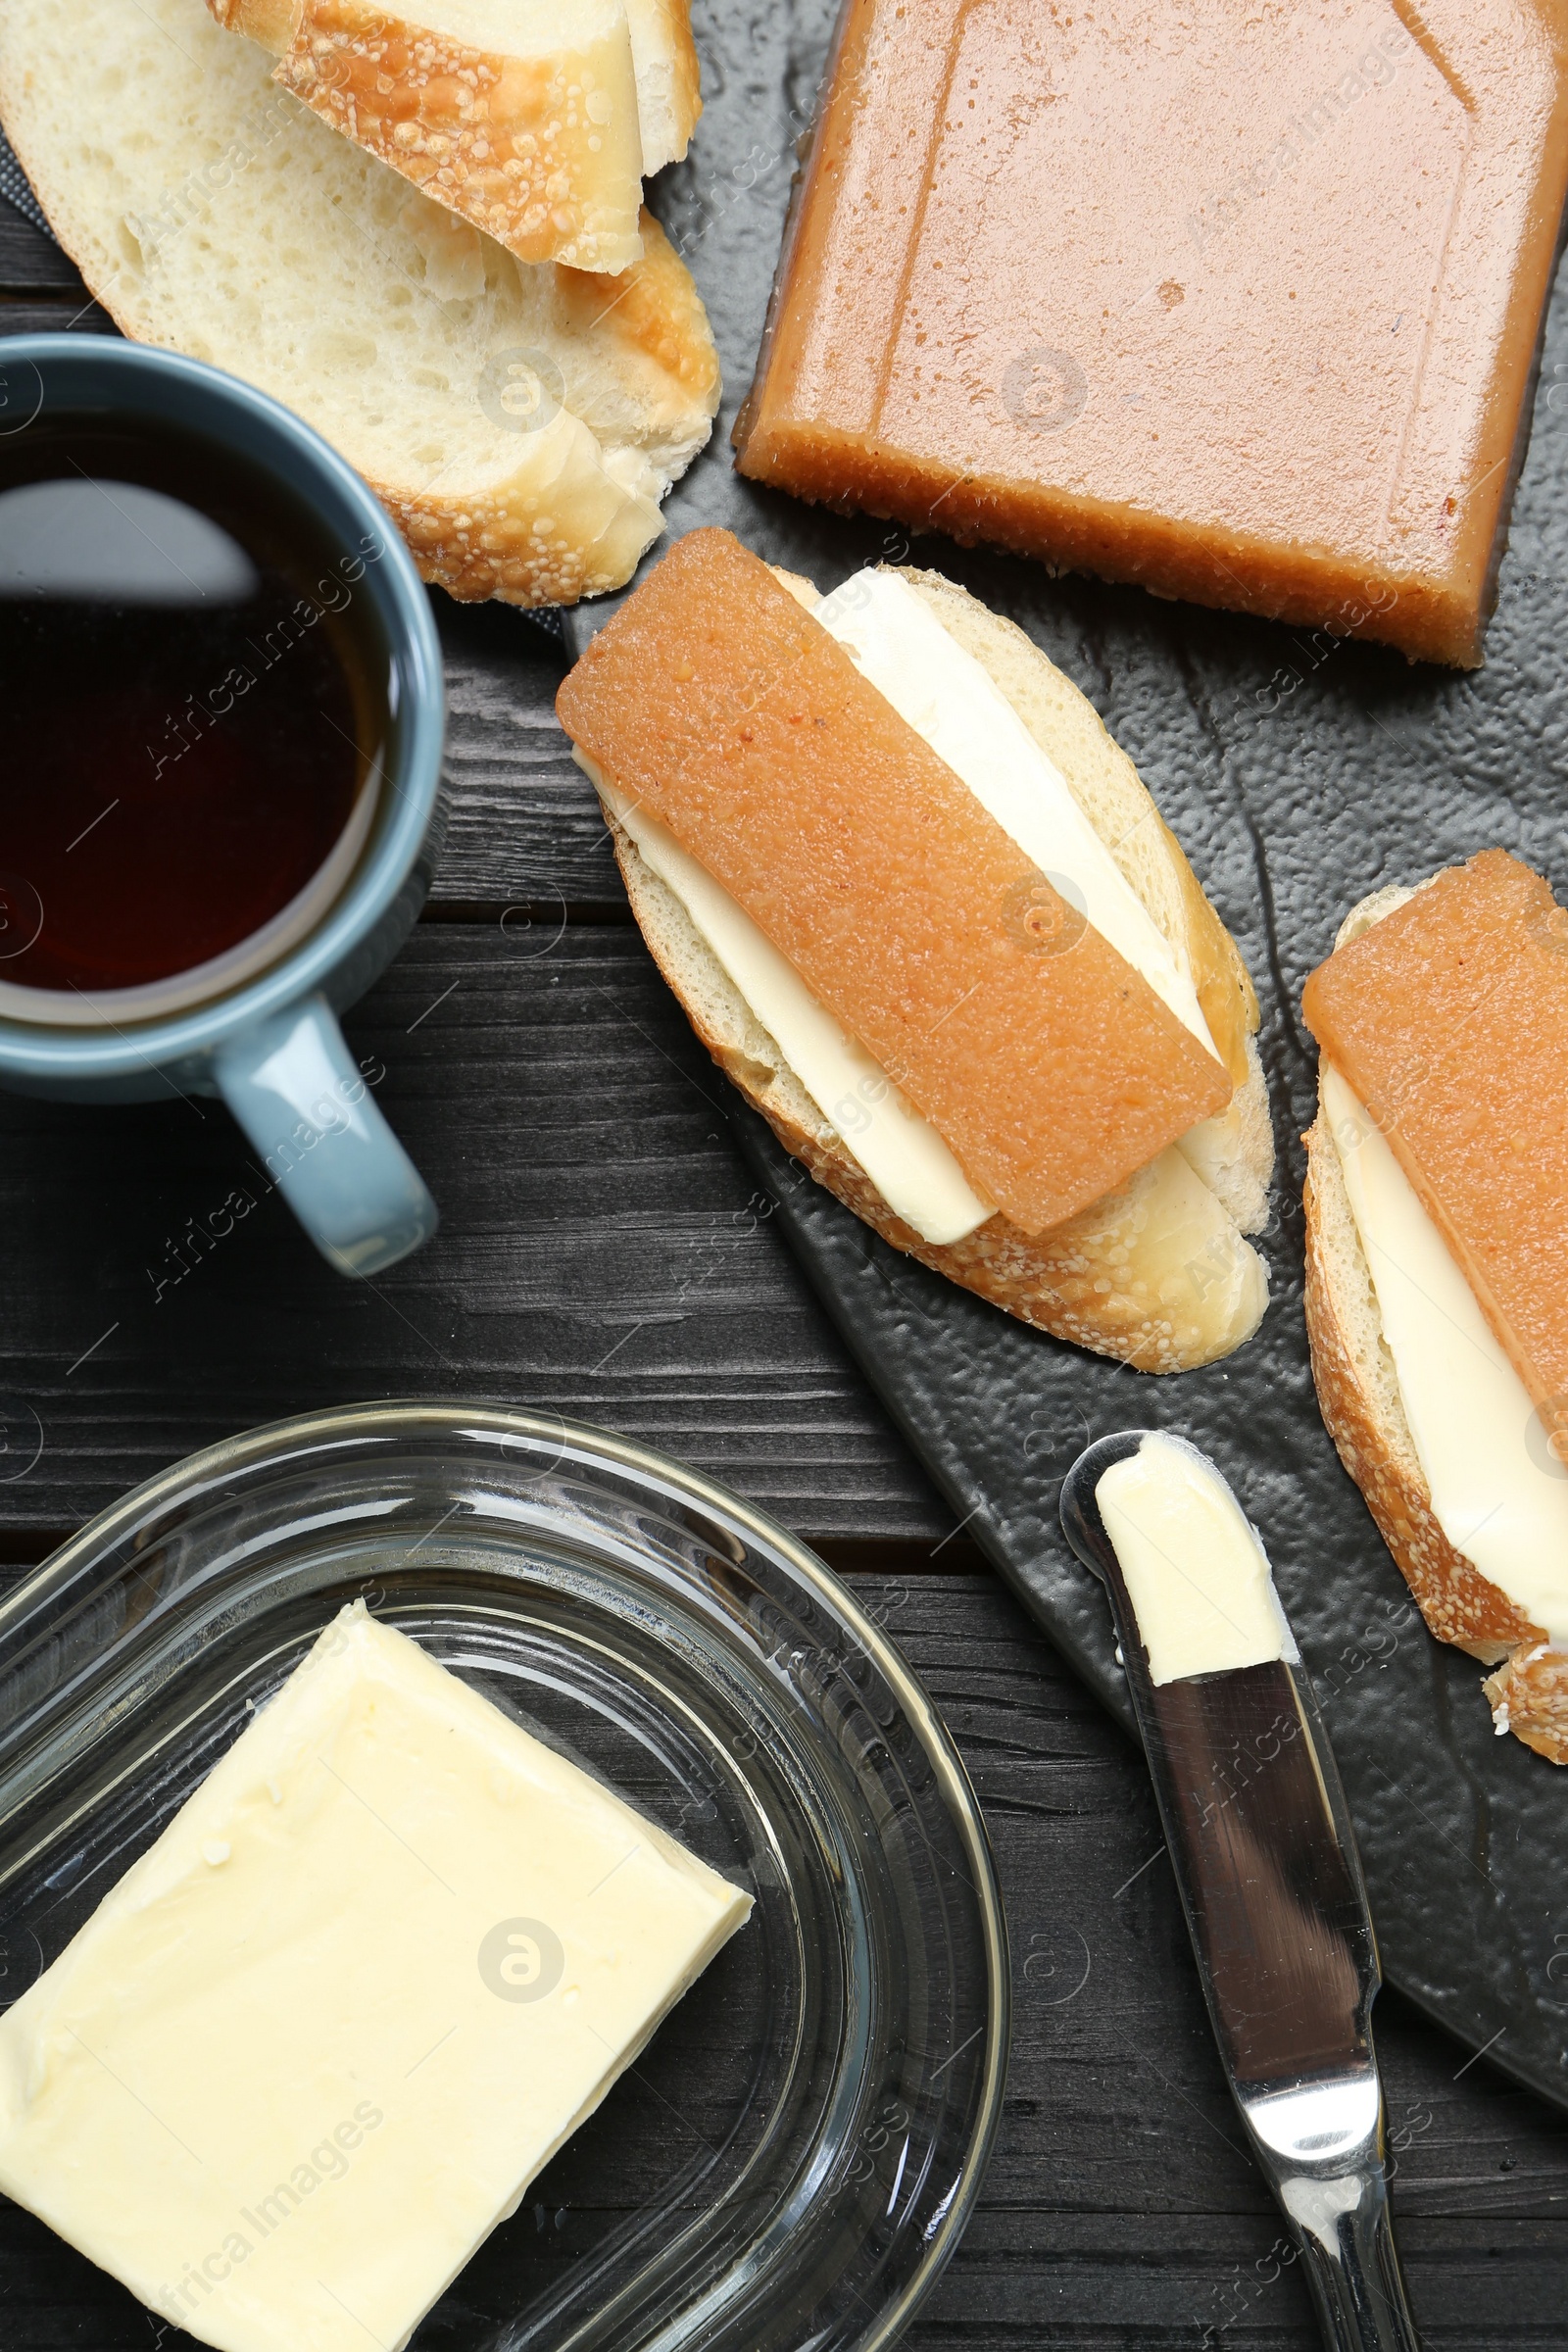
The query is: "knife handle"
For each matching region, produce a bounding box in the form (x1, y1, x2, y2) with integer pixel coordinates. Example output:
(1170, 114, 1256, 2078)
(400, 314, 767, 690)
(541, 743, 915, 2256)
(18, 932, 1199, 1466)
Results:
(1278, 2162, 1421, 2352)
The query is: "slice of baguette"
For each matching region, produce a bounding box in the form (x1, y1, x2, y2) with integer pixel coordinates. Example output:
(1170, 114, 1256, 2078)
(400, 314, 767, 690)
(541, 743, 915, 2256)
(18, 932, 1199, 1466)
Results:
(1302, 883, 1568, 1764)
(0, 0, 719, 607)
(598, 564, 1274, 1373)
(208, 0, 650, 273)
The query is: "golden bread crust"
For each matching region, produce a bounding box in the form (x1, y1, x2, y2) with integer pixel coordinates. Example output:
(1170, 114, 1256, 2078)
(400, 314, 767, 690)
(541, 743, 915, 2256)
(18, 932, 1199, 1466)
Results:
(208, 0, 300, 42)
(269, 0, 645, 272)
(558, 216, 720, 410)
(636, 0, 701, 160)
(1483, 1648, 1568, 1766)
(666, 5, 701, 152)
(0, 0, 719, 614)
(386, 431, 657, 605)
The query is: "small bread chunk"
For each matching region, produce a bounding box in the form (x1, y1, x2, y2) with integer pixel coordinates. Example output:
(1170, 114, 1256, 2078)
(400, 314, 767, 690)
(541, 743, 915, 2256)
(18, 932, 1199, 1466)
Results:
(233, 0, 649, 273)
(558, 528, 1231, 1235)
(1483, 1646, 1568, 1767)
(1302, 851, 1568, 1430)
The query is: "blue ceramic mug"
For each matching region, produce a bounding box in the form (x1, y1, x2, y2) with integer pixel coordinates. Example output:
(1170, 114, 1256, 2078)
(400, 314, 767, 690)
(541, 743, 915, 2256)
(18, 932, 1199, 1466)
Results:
(0, 335, 443, 1276)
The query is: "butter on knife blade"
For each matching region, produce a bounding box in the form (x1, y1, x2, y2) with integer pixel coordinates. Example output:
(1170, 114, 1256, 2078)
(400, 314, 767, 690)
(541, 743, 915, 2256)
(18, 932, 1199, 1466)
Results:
(1095, 1430, 1298, 1685)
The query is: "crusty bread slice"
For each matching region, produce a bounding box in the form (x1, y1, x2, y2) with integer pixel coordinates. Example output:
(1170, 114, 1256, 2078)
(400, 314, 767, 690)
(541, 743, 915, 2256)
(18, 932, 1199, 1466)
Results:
(599, 564, 1274, 1373)
(0, 0, 719, 606)
(208, 0, 651, 273)
(1302, 883, 1568, 1764)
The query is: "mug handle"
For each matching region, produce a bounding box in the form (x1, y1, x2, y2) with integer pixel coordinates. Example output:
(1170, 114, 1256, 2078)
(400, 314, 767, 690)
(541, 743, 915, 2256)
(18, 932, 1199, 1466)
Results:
(215, 996, 438, 1276)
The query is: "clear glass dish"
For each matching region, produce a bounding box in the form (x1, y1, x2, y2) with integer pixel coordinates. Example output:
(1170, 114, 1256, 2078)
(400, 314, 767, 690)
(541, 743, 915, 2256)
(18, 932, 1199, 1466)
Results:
(0, 1403, 1009, 2351)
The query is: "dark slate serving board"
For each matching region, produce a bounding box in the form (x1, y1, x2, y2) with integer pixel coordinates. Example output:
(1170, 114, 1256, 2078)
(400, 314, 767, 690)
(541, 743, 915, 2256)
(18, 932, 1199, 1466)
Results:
(595, 2, 1568, 2109)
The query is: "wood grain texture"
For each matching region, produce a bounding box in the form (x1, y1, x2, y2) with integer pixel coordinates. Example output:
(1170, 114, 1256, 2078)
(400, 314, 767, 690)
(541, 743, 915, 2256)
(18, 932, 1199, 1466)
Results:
(889, 1577, 1568, 2348)
(0, 291, 114, 331)
(432, 597, 625, 913)
(0, 927, 950, 1544)
(0, 200, 80, 291)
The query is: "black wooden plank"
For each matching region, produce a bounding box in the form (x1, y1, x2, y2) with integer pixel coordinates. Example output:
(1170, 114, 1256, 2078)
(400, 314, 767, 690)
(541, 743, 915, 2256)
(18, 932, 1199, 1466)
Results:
(0, 925, 950, 1543)
(915, 2216, 1568, 2347)
(0, 293, 114, 333)
(0, 203, 81, 295)
(432, 597, 620, 913)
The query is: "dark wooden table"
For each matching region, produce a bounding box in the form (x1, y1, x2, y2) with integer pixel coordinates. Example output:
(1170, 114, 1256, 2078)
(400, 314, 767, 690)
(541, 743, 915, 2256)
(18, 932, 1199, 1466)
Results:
(4, 206, 1568, 2350)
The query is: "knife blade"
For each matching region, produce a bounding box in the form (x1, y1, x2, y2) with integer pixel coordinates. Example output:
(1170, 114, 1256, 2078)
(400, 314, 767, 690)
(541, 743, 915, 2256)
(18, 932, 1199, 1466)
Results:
(1060, 1430, 1419, 2352)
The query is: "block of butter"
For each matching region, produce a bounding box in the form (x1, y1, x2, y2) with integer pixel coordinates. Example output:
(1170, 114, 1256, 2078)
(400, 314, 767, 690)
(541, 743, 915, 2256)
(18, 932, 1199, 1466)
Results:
(0, 1603, 752, 2352)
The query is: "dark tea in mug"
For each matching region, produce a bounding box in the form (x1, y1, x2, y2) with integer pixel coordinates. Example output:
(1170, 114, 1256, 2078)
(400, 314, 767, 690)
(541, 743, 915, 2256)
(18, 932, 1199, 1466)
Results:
(0, 412, 391, 1007)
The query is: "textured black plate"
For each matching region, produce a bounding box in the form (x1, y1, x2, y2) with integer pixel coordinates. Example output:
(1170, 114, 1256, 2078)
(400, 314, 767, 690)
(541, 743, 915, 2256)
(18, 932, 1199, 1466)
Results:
(588, 1, 1568, 2110)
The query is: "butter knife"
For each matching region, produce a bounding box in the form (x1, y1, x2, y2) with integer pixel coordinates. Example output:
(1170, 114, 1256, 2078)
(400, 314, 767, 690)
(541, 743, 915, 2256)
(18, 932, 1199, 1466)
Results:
(1060, 1430, 1419, 2352)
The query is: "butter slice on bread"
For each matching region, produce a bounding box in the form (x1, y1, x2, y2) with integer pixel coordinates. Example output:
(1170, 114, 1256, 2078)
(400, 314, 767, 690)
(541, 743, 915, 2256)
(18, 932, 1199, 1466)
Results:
(0, 0, 719, 607)
(559, 533, 1273, 1373)
(207, 0, 692, 272)
(1302, 861, 1568, 1764)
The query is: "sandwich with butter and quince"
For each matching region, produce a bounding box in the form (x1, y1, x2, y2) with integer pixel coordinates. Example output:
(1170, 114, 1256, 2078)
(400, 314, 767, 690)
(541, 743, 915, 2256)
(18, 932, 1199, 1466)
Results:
(1301, 852, 1568, 1764)
(556, 527, 1276, 1373)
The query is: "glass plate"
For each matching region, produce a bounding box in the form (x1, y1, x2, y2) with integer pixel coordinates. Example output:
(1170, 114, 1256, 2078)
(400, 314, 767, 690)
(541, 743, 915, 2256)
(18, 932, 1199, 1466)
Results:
(0, 1403, 1009, 2352)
